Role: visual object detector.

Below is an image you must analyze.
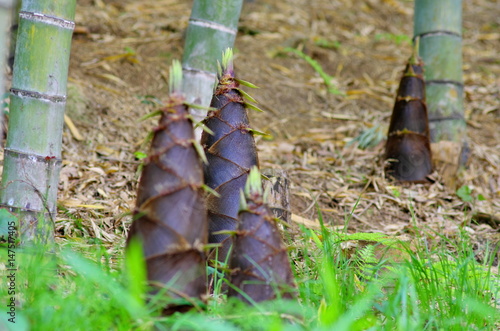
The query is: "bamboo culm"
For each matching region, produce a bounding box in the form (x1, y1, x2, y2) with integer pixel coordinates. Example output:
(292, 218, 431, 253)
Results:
(414, 0, 466, 146)
(0, 0, 17, 140)
(181, 0, 243, 137)
(0, 0, 76, 245)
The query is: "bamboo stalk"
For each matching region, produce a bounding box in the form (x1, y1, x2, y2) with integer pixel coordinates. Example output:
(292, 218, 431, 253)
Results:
(0, 0, 76, 244)
(414, 0, 466, 145)
(7, 0, 20, 69)
(181, 0, 243, 137)
(0, 0, 16, 141)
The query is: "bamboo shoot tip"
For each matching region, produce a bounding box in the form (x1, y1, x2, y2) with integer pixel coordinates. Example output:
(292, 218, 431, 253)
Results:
(409, 36, 421, 65)
(221, 48, 234, 74)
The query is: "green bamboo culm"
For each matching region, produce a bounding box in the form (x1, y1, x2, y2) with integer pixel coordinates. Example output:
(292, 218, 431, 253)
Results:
(8, 1, 21, 69)
(0, 0, 17, 139)
(414, 0, 466, 147)
(0, 0, 76, 245)
(181, 0, 243, 137)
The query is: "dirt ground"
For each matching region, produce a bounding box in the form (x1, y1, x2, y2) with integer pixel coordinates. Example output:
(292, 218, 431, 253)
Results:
(4, 0, 499, 261)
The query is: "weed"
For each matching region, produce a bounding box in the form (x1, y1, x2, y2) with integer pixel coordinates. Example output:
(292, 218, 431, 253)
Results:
(1, 210, 498, 330)
(284, 47, 343, 96)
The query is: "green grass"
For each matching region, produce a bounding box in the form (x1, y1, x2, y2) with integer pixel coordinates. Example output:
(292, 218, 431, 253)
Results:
(374, 33, 412, 46)
(1, 214, 498, 331)
(284, 47, 343, 96)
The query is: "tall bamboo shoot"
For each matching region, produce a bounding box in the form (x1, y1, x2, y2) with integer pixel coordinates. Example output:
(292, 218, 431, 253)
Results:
(126, 61, 208, 314)
(201, 49, 259, 263)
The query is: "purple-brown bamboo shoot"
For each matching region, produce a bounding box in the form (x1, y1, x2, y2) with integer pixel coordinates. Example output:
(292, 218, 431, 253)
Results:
(229, 167, 295, 303)
(385, 39, 432, 182)
(201, 49, 259, 263)
(126, 61, 207, 314)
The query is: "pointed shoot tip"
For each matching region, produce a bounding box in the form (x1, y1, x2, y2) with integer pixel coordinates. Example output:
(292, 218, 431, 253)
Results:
(409, 36, 421, 65)
(221, 48, 234, 74)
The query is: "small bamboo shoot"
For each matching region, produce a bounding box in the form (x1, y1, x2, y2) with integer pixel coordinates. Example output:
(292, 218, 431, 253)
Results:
(385, 40, 432, 182)
(229, 167, 295, 303)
